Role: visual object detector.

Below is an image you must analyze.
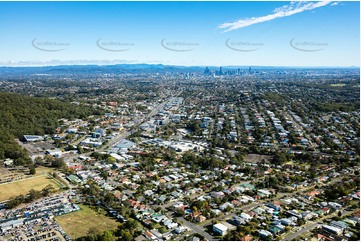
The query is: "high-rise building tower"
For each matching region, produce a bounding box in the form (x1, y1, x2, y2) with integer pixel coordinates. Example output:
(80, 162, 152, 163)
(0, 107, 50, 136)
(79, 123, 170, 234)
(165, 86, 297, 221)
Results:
(204, 67, 210, 75)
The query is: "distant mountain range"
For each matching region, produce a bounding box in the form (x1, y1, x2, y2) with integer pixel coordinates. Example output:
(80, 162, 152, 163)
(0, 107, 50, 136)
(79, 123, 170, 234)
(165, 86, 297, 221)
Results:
(0, 64, 205, 75)
(0, 64, 358, 76)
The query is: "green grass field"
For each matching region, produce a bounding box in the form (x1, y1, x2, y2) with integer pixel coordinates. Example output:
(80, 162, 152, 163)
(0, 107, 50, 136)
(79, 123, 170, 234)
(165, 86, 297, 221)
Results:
(0, 175, 62, 201)
(55, 204, 120, 239)
(330, 83, 346, 87)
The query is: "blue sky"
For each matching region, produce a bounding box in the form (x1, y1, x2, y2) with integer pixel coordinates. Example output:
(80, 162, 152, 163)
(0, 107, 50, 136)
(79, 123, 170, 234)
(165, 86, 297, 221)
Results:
(0, 1, 359, 67)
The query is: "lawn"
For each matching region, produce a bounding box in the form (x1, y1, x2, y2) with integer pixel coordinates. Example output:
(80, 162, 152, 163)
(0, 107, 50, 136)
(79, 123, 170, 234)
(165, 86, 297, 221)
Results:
(55, 204, 120, 239)
(330, 83, 346, 87)
(36, 166, 56, 174)
(0, 175, 62, 201)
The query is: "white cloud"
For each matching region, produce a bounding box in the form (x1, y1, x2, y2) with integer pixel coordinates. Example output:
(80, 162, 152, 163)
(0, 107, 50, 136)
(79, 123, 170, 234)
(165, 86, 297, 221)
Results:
(219, 1, 333, 32)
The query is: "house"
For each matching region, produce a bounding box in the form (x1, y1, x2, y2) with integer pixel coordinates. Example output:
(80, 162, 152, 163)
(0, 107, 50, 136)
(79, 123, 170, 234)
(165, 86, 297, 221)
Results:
(196, 215, 206, 223)
(258, 229, 273, 239)
(134, 235, 147, 241)
(211, 209, 222, 216)
(150, 229, 163, 239)
(232, 216, 246, 226)
(162, 232, 173, 240)
(258, 189, 272, 197)
(45, 149, 62, 158)
(305, 190, 320, 200)
(213, 223, 228, 236)
(253, 207, 265, 215)
(80, 138, 102, 147)
(3, 158, 14, 166)
(330, 221, 348, 231)
(240, 212, 252, 222)
(210, 191, 225, 199)
(240, 235, 253, 241)
(279, 218, 293, 226)
(343, 218, 357, 227)
(320, 207, 331, 214)
(151, 213, 165, 223)
(163, 219, 178, 229)
(321, 225, 343, 236)
(144, 230, 157, 240)
(232, 200, 241, 206)
(266, 203, 281, 211)
(241, 195, 255, 202)
(220, 202, 234, 211)
(158, 195, 167, 203)
(222, 221, 237, 231)
(174, 226, 187, 234)
(328, 202, 342, 210)
(269, 226, 283, 235)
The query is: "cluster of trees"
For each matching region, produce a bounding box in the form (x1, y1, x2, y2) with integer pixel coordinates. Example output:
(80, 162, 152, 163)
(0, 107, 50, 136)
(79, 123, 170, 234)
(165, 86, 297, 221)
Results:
(0, 92, 100, 164)
(79, 216, 144, 240)
(0, 131, 31, 165)
(310, 102, 358, 112)
(115, 218, 143, 240)
(181, 151, 228, 170)
(81, 181, 116, 207)
(6, 184, 55, 208)
(79, 229, 117, 241)
(324, 177, 360, 200)
(271, 151, 291, 165)
(90, 152, 116, 164)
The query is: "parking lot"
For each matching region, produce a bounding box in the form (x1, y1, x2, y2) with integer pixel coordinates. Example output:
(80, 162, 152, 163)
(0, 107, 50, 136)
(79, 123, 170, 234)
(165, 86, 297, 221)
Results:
(0, 191, 78, 241)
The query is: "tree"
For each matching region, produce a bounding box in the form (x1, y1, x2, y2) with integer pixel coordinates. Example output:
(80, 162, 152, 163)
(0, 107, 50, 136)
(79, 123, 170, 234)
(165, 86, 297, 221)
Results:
(51, 158, 66, 168)
(0, 92, 100, 165)
(77, 145, 84, 154)
(42, 184, 54, 197)
(192, 206, 198, 213)
(272, 152, 288, 165)
(176, 208, 185, 217)
(121, 230, 133, 241)
(101, 230, 116, 241)
(27, 189, 41, 202)
(29, 166, 36, 175)
(106, 156, 116, 164)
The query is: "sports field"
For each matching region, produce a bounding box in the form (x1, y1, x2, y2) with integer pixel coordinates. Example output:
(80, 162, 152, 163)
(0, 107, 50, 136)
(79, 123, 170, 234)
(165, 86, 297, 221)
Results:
(0, 175, 61, 201)
(55, 204, 120, 239)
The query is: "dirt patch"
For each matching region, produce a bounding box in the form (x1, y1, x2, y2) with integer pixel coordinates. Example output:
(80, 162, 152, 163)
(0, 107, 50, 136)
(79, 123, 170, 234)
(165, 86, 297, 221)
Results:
(244, 154, 271, 164)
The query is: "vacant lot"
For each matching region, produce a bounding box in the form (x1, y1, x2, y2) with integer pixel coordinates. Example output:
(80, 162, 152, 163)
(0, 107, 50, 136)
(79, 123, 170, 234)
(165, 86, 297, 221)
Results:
(0, 175, 61, 201)
(244, 154, 271, 163)
(55, 204, 119, 239)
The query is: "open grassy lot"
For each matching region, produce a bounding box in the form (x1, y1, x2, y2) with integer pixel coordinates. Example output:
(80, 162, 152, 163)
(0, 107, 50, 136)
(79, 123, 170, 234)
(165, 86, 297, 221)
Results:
(55, 204, 120, 239)
(330, 83, 346, 87)
(36, 166, 57, 174)
(0, 175, 61, 201)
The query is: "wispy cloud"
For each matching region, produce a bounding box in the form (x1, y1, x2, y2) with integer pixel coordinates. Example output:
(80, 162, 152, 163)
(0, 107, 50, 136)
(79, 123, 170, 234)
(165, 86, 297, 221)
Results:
(219, 1, 333, 32)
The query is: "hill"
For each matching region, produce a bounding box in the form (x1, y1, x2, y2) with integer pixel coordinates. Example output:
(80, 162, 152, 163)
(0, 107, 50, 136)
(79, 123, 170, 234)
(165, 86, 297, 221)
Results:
(0, 92, 99, 164)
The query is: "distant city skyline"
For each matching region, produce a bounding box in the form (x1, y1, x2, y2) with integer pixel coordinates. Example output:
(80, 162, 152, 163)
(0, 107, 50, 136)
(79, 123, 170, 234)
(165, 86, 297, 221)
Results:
(0, 1, 359, 67)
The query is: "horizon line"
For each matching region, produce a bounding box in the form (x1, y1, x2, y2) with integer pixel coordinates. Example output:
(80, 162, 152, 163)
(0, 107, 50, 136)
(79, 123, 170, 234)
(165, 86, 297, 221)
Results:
(0, 63, 359, 69)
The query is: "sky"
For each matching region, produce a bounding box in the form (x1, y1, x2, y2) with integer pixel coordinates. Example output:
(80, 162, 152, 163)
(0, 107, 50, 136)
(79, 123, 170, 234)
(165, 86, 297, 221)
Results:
(0, 1, 359, 67)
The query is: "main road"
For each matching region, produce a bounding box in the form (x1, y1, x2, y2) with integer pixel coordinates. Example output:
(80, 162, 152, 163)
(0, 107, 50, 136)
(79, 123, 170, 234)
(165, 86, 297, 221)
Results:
(178, 217, 214, 241)
(63, 91, 183, 162)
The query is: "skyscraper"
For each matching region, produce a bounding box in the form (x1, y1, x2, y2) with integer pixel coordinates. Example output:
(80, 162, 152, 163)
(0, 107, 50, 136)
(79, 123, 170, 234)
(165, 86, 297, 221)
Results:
(204, 67, 210, 75)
